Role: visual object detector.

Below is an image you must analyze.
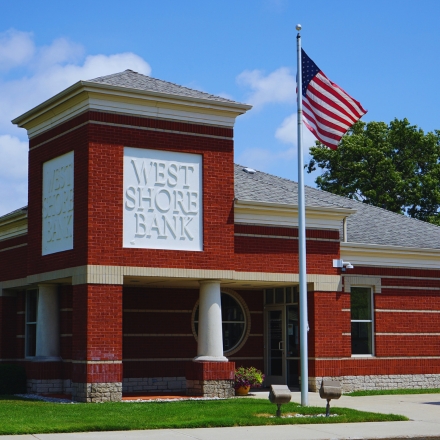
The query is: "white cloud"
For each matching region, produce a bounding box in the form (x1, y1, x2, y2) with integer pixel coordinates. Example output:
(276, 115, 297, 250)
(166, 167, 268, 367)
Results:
(0, 31, 152, 215)
(236, 146, 296, 173)
(275, 113, 317, 150)
(0, 135, 28, 180)
(1, 52, 151, 131)
(0, 135, 28, 215)
(236, 67, 296, 109)
(235, 113, 319, 181)
(35, 37, 84, 70)
(0, 29, 35, 71)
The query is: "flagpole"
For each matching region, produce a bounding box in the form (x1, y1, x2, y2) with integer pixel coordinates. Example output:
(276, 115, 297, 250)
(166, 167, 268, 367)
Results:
(296, 24, 309, 407)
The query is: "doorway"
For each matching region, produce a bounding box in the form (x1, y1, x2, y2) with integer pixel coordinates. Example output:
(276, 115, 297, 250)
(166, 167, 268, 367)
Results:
(264, 287, 300, 387)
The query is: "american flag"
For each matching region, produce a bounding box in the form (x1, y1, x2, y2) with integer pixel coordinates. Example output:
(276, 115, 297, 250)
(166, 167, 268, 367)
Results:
(301, 49, 367, 150)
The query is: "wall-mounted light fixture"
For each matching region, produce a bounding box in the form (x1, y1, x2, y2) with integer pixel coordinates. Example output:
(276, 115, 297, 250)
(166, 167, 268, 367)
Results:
(333, 259, 354, 271)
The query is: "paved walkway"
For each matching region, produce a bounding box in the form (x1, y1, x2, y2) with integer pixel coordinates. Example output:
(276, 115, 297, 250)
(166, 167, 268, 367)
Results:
(3, 391, 440, 439)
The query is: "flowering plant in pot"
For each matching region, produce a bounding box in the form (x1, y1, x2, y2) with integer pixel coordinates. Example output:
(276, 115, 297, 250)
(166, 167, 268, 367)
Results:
(234, 366, 265, 395)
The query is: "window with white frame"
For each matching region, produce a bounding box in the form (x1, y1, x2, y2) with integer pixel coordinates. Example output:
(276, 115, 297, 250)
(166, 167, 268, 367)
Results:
(350, 287, 374, 355)
(25, 289, 38, 357)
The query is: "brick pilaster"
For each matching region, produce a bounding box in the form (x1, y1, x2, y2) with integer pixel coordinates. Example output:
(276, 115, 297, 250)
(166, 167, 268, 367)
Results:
(186, 361, 235, 398)
(71, 284, 123, 402)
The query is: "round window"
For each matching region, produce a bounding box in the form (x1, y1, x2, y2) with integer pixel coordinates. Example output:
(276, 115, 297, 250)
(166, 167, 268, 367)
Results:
(192, 291, 250, 355)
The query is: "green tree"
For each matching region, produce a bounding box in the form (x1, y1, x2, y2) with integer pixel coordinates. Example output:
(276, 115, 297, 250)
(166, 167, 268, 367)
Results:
(306, 118, 440, 225)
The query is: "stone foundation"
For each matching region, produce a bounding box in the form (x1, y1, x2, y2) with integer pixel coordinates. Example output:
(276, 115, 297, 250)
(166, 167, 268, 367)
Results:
(186, 379, 234, 398)
(122, 376, 186, 393)
(72, 382, 122, 402)
(27, 379, 72, 395)
(310, 374, 440, 393)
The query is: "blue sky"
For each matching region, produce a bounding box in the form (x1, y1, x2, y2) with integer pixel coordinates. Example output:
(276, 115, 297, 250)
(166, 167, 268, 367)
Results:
(1, 0, 440, 215)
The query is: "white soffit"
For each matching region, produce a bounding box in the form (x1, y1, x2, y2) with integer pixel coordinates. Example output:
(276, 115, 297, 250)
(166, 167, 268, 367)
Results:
(12, 82, 251, 139)
(234, 199, 354, 230)
(341, 242, 440, 269)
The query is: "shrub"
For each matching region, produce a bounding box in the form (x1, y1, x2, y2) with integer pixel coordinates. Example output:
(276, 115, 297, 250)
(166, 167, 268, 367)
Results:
(0, 364, 27, 394)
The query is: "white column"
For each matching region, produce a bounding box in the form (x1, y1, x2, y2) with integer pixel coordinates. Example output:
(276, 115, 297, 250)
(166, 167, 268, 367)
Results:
(194, 280, 228, 362)
(35, 284, 60, 360)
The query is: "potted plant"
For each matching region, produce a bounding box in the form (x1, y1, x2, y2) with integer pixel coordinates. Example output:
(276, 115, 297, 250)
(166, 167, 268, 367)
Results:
(234, 366, 265, 396)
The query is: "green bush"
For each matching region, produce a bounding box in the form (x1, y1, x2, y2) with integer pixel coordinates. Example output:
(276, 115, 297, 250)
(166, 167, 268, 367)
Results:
(0, 364, 27, 394)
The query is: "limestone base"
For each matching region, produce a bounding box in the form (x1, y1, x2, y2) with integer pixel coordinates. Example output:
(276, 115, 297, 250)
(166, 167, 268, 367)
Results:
(72, 382, 122, 402)
(27, 379, 72, 395)
(186, 379, 235, 398)
(122, 376, 186, 393)
(310, 374, 440, 393)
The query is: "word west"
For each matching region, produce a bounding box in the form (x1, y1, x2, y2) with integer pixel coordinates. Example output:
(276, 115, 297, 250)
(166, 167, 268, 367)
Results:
(125, 159, 199, 240)
(43, 163, 74, 244)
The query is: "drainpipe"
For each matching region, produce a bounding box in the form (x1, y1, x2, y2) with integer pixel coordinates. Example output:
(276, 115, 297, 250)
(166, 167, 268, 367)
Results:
(343, 217, 348, 243)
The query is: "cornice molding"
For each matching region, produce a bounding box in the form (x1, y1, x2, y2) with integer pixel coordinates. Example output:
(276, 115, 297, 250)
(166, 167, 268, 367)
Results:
(341, 242, 440, 269)
(12, 81, 251, 138)
(234, 199, 354, 230)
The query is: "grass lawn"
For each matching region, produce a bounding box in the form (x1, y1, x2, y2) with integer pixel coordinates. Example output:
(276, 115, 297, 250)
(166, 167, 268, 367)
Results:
(346, 388, 440, 397)
(0, 395, 407, 435)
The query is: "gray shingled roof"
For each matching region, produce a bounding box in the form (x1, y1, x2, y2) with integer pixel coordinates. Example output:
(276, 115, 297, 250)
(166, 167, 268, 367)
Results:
(87, 70, 245, 105)
(234, 164, 440, 250)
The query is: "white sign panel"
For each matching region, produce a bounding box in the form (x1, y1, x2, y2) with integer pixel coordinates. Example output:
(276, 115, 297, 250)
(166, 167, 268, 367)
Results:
(42, 151, 74, 255)
(123, 147, 203, 251)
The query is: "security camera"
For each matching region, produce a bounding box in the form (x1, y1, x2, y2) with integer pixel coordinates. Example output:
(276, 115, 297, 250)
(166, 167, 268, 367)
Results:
(333, 259, 354, 270)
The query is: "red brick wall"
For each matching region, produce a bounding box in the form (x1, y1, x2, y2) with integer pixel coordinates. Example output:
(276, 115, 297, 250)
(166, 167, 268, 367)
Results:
(59, 285, 73, 363)
(27, 121, 89, 275)
(122, 287, 264, 378)
(5, 106, 440, 385)
(309, 291, 348, 359)
(234, 225, 340, 275)
(15, 292, 25, 359)
(0, 236, 28, 282)
(313, 266, 440, 378)
(72, 284, 122, 383)
(26, 110, 236, 274)
(85, 117, 234, 269)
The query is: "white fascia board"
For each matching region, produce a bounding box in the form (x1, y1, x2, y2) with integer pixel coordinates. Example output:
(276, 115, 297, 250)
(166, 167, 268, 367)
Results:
(12, 81, 251, 138)
(0, 210, 28, 241)
(80, 81, 252, 114)
(234, 199, 354, 230)
(341, 242, 440, 269)
(86, 95, 238, 128)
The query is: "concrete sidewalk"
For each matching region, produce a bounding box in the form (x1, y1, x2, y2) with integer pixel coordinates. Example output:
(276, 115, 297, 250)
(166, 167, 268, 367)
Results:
(3, 391, 440, 440)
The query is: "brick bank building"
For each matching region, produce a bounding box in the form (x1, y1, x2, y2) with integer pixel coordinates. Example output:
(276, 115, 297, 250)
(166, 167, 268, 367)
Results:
(0, 70, 439, 402)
